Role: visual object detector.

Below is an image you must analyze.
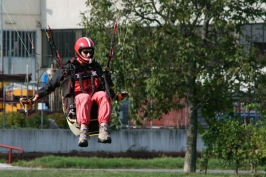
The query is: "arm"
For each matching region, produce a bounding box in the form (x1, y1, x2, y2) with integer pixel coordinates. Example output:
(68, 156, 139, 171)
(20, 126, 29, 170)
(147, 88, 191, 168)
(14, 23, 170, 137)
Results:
(33, 68, 64, 101)
(19, 68, 63, 112)
(20, 68, 64, 106)
(115, 91, 128, 101)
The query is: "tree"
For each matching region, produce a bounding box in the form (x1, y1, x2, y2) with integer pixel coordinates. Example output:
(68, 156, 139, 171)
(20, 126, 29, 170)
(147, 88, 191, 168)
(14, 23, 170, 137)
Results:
(80, 0, 266, 172)
(201, 115, 266, 175)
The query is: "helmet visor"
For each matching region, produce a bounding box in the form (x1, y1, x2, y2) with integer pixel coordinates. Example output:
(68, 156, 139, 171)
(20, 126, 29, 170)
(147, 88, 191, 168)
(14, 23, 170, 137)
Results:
(81, 48, 93, 55)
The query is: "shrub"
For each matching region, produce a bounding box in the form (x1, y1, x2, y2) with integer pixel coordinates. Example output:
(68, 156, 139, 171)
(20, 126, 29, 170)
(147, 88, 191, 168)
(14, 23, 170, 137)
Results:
(26, 112, 49, 129)
(48, 112, 68, 129)
(5, 112, 27, 128)
(201, 115, 266, 175)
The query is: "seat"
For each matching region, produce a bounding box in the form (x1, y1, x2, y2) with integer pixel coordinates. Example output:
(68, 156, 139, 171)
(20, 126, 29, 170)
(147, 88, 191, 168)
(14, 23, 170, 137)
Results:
(66, 101, 99, 136)
(88, 102, 99, 136)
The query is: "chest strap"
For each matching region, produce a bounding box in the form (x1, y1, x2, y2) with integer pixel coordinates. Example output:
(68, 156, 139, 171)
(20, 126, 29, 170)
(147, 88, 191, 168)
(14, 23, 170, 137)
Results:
(75, 71, 98, 80)
(76, 71, 98, 95)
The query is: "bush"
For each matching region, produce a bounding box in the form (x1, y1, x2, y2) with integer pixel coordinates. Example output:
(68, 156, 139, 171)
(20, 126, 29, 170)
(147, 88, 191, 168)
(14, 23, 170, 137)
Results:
(26, 112, 50, 129)
(4, 112, 27, 128)
(48, 112, 68, 129)
(201, 115, 266, 175)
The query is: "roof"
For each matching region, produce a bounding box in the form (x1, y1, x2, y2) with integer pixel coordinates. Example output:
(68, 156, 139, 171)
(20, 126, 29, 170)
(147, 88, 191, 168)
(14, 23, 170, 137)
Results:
(0, 74, 32, 82)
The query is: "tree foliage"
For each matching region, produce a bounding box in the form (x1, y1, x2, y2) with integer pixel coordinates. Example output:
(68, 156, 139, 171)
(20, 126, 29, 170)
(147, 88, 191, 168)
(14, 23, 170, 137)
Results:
(80, 0, 266, 172)
(0, 112, 50, 129)
(201, 116, 266, 175)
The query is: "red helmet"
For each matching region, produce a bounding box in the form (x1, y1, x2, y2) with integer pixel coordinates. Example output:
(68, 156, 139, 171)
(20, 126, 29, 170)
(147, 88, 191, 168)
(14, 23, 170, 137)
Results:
(74, 37, 95, 64)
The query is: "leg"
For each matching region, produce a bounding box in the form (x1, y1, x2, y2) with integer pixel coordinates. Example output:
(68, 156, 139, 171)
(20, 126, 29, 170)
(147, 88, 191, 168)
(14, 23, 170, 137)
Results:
(91, 91, 111, 124)
(91, 91, 112, 143)
(75, 93, 92, 147)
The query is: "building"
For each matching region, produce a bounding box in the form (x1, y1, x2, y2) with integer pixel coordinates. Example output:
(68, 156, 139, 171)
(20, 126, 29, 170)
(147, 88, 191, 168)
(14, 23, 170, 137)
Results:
(0, 1, 265, 128)
(0, 0, 88, 113)
(0, 0, 89, 80)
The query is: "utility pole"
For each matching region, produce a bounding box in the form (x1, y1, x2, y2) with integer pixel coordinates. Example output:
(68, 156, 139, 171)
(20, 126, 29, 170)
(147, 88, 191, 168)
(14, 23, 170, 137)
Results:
(0, 0, 3, 74)
(0, 0, 3, 129)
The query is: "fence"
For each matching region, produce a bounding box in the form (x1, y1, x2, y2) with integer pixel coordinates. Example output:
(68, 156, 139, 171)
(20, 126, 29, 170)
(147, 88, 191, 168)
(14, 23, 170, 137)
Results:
(0, 129, 205, 153)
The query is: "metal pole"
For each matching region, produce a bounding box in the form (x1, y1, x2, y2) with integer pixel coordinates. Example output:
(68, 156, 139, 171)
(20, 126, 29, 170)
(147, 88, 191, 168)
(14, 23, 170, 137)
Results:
(150, 98, 153, 129)
(26, 65, 28, 117)
(41, 99, 43, 129)
(0, 0, 3, 73)
(3, 87, 5, 128)
(11, 63, 13, 107)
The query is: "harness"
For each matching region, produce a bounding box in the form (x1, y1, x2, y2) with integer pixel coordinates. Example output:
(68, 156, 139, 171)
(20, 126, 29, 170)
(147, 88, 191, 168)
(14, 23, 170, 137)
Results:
(75, 71, 98, 95)
(65, 59, 108, 121)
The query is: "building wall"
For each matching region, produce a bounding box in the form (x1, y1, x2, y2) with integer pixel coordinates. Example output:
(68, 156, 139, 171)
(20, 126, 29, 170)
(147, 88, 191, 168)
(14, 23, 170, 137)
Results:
(1, 0, 42, 80)
(0, 0, 88, 80)
(0, 129, 205, 153)
(139, 99, 189, 129)
(144, 108, 188, 128)
(43, 0, 88, 29)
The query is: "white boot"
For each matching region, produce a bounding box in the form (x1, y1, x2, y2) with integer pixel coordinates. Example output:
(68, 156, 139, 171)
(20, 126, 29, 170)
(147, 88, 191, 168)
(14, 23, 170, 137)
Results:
(98, 123, 111, 143)
(78, 124, 88, 147)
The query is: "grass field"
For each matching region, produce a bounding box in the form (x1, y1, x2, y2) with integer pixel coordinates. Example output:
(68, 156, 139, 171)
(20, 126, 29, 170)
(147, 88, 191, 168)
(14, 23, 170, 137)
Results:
(0, 156, 265, 177)
(0, 170, 255, 177)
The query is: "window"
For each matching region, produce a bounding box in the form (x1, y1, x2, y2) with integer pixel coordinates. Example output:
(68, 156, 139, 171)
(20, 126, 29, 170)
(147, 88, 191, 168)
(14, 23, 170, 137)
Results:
(41, 29, 87, 68)
(3, 30, 36, 57)
(254, 42, 266, 55)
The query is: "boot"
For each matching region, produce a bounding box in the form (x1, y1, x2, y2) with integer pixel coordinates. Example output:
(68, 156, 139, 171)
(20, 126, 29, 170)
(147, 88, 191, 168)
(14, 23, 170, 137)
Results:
(98, 123, 111, 143)
(78, 124, 88, 147)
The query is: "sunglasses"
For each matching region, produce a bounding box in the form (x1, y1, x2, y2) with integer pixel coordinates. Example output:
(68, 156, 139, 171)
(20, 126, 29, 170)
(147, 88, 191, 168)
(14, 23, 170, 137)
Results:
(81, 50, 93, 54)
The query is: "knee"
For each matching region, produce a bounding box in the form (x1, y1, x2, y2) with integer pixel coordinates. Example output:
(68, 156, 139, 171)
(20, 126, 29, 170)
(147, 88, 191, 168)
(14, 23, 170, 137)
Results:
(93, 91, 110, 102)
(75, 93, 91, 104)
(98, 91, 108, 98)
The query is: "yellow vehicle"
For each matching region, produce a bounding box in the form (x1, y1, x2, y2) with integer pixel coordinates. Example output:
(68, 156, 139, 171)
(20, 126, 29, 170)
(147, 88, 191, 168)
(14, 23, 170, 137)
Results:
(1, 83, 35, 112)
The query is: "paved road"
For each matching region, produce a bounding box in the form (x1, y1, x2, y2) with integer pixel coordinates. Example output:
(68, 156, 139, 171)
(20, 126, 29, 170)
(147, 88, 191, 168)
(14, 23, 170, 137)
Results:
(1, 163, 265, 175)
(0, 163, 42, 171)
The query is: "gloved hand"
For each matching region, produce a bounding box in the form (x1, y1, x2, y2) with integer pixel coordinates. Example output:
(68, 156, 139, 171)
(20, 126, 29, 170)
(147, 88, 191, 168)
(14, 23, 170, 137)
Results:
(19, 97, 35, 106)
(116, 91, 128, 101)
(20, 96, 36, 113)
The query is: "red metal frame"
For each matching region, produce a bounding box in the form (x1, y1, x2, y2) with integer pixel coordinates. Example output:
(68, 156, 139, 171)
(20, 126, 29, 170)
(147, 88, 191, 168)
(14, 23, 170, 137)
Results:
(0, 144, 24, 164)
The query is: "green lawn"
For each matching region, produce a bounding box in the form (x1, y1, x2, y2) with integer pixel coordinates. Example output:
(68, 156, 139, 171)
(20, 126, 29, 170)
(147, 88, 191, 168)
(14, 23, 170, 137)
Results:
(0, 156, 264, 177)
(0, 170, 249, 177)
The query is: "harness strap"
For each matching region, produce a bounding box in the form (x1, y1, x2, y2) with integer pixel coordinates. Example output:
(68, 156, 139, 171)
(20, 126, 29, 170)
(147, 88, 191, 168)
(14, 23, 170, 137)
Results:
(102, 73, 111, 97)
(75, 73, 94, 79)
(79, 77, 87, 93)
(67, 74, 76, 120)
(71, 76, 75, 104)
(91, 75, 95, 96)
(76, 71, 98, 95)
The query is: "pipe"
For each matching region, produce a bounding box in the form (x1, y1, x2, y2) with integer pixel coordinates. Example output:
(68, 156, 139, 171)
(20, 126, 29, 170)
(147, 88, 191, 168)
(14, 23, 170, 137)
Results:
(0, 144, 24, 164)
